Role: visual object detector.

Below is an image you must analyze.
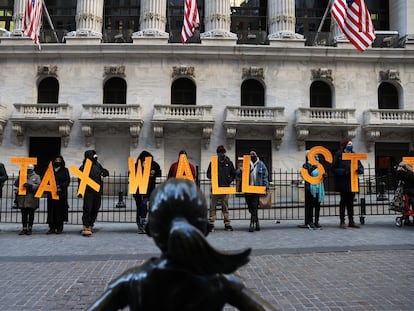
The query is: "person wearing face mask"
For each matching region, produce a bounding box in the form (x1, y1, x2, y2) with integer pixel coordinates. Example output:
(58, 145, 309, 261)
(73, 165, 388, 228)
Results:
(332, 140, 364, 229)
(79, 150, 109, 236)
(242, 150, 269, 232)
(206, 145, 236, 232)
(14, 164, 41, 235)
(46, 155, 71, 234)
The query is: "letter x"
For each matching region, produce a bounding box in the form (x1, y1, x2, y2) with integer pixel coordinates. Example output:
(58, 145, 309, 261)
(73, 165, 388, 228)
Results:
(69, 159, 100, 196)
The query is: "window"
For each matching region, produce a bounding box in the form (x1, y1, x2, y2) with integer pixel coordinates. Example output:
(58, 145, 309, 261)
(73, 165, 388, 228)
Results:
(230, 0, 268, 45)
(41, 0, 77, 43)
(366, 0, 389, 31)
(295, 0, 331, 45)
(310, 81, 332, 108)
(171, 78, 196, 105)
(104, 78, 127, 105)
(378, 82, 398, 109)
(0, 0, 13, 32)
(38, 77, 59, 104)
(103, 0, 140, 43)
(167, 0, 204, 43)
(241, 79, 264, 106)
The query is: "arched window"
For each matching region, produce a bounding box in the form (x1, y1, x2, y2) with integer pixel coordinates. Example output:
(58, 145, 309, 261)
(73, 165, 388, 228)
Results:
(241, 79, 265, 106)
(310, 81, 332, 108)
(167, 0, 204, 43)
(38, 77, 59, 104)
(378, 82, 398, 109)
(104, 77, 127, 105)
(171, 78, 196, 105)
(103, 0, 140, 43)
(231, 0, 268, 45)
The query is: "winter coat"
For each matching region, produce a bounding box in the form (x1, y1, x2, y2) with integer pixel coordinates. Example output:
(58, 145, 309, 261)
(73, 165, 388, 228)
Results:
(79, 150, 109, 194)
(14, 172, 41, 209)
(133, 159, 161, 198)
(207, 154, 236, 187)
(52, 166, 71, 198)
(332, 150, 364, 193)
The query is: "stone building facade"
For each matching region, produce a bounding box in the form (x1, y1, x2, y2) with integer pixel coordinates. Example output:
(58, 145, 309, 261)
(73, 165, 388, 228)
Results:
(0, 0, 413, 177)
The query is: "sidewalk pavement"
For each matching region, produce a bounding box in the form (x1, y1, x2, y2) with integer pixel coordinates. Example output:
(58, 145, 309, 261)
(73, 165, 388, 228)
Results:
(1, 215, 414, 310)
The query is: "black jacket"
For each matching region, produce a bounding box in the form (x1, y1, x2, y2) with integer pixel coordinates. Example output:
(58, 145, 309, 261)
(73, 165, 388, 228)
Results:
(207, 155, 235, 187)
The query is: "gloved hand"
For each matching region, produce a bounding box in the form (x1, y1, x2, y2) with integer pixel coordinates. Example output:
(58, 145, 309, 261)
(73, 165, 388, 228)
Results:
(77, 193, 83, 198)
(23, 183, 32, 190)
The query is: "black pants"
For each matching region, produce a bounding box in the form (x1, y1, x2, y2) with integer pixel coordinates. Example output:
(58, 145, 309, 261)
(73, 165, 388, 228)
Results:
(134, 195, 149, 225)
(47, 198, 67, 232)
(245, 194, 259, 219)
(305, 189, 321, 225)
(82, 191, 102, 227)
(339, 192, 356, 224)
(21, 208, 35, 229)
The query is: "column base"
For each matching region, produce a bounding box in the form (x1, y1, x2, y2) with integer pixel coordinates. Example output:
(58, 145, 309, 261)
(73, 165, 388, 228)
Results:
(268, 38, 305, 47)
(65, 36, 102, 45)
(132, 30, 169, 45)
(0, 36, 33, 45)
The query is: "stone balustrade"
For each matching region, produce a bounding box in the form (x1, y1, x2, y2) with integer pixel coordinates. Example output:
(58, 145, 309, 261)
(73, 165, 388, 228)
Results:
(81, 104, 141, 120)
(153, 104, 214, 121)
(12, 103, 72, 119)
(225, 106, 286, 123)
(363, 109, 414, 125)
(295, 107, 357, 124)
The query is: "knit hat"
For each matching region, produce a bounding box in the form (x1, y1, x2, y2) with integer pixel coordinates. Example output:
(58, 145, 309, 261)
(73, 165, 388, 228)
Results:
(216, 145, 226, 154)
(340, 140, 351, 150)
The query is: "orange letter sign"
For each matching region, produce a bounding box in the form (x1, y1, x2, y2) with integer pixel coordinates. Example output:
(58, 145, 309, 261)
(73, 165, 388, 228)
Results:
(11, 157, 37, 195)
(35, 162, 59, 199)
(128, 157, 152, 195)
(211, 155, 236, 195)
(175, 154, 195, 182)
(342, 153, 367, 192)
(69, 159, 100, 196)
(241, 155, 266, 194)
(301, 146, 333, 184)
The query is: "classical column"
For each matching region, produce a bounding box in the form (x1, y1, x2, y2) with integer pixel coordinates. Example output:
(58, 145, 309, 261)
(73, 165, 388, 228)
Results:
(268, 0, 303, 40)
(65, 0, 103, 44)
(201, 0, 236, 43)
(12, 0, 25, 35)
(132, 0, 168, 43)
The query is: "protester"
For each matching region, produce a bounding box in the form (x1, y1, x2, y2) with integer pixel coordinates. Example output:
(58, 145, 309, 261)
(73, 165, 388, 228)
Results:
(241, 150, 269, 232)
(332, 140, 364, 229)
(395, 150, 414, 224)
(206, 145, 236, 232)
(78, 150, 109, 237)
(133, 150, 161, 234)
(0, 161, 8, 198)
(302, 151, 326, 229)
(167, 150, 196, 180)
(14, 164, 41, 235)
(46, 155, 70, 234)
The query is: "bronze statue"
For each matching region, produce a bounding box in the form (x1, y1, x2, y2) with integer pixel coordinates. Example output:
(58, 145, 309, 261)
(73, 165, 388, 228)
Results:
(88, 178, 276, 311)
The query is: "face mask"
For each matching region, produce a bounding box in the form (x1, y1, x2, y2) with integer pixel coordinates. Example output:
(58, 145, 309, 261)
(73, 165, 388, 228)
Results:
(27, 169, 33, 174)
(251, 156, 257, 163)
(53, 162, 62, 168)
(93, 154, 98, 161)
(345, 145, 353, 152)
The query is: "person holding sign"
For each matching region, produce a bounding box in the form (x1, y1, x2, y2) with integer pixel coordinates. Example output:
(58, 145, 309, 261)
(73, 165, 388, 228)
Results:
(206, 145, 236, 232)
(46, 155, 71, 234)
(167, 150, 196, 181)
(14, 164, 41, 235)
(133, 151, 161, 234)
(332, 140, 364, 229)
(241, 150, 269, 232)
(78, 150, 109, 237)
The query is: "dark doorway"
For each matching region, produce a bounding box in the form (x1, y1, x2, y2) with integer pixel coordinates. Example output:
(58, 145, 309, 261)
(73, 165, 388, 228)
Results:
(29, 137, 61, 177)
(236, 140, 272, 179)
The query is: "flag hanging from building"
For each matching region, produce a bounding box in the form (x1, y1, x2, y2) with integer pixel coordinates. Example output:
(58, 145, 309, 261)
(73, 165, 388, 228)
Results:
(181, 0, 200, 44)
(23, 0, 43, 46)
(331, 0, 375, 52)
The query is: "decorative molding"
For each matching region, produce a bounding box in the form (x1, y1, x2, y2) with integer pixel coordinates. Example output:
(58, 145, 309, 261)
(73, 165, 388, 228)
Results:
(379, 69, 400, 82)
(130, 125, 142, 148)
(153, 125, 163, 148)
(59, 125, 72, 147)
(12, 124, 24, 146)
(172, 66, 195, 78)
(311, 68, 333, 82)
(202, 127, 213, 149)
(37, 65, 58, 77)
(273, 128, 285, 150)
(142, 12, 167, 23)
(242, 67, 264, 80)
(364, 129, 381, 151)
(104, 66, 126, 77)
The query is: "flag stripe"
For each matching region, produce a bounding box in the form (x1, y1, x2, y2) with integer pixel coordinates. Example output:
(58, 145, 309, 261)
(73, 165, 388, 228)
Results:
(331, 0, 375, 52)
(181, 0, 200, 44)
(23, 0, 43, 45)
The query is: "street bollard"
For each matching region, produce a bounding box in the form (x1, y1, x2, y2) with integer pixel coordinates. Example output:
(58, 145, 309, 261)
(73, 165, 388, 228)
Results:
(115, 191, 126, 208)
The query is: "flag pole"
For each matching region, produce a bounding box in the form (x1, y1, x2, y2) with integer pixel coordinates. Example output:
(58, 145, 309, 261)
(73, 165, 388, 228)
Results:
(41, 0, 59, 42)
(312, 0, 334, 46)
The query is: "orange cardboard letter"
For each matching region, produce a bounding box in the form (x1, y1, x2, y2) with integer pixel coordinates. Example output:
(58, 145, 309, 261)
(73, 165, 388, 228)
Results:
(342, 153, 367, 192)
(128, 157, 152, 195)
(69, 159, 100, 196)
(11, 157, 37, 195)
(241, 155, 266, 194)
(211, 155, 236, 195)
(35, 162, 58, 199)
(301, 146, 333, 184)
(175, 154, 195, 182)
(402, 157, 414, 168)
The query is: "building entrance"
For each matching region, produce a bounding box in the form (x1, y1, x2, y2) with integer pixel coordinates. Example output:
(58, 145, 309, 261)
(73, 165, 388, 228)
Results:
(29, 137, 61, 177)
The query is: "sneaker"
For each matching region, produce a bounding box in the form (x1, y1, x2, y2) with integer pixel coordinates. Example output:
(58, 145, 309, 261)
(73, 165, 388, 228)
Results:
(26, 228, 32, 235)
(340, 223, 347, 229)
(46, 229, 55, 235)
(81, 227, 92, 236)
(307, 223, 316, 230)
(224, 225, 233, 231)
(314, 223, 322, 229)
(208, 224, 215, 232)
(348, 223, 360, 228)
(18, 229, 27, 235)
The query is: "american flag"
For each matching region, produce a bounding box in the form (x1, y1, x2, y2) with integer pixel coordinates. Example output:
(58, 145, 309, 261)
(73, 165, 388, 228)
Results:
(181, 0, 200, 44)
(331, 0, 375, 52)
(23, 0, 43, 46)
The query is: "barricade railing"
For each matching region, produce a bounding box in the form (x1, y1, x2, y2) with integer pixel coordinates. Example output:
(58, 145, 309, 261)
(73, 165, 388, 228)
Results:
(0, 165, 400, 225)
